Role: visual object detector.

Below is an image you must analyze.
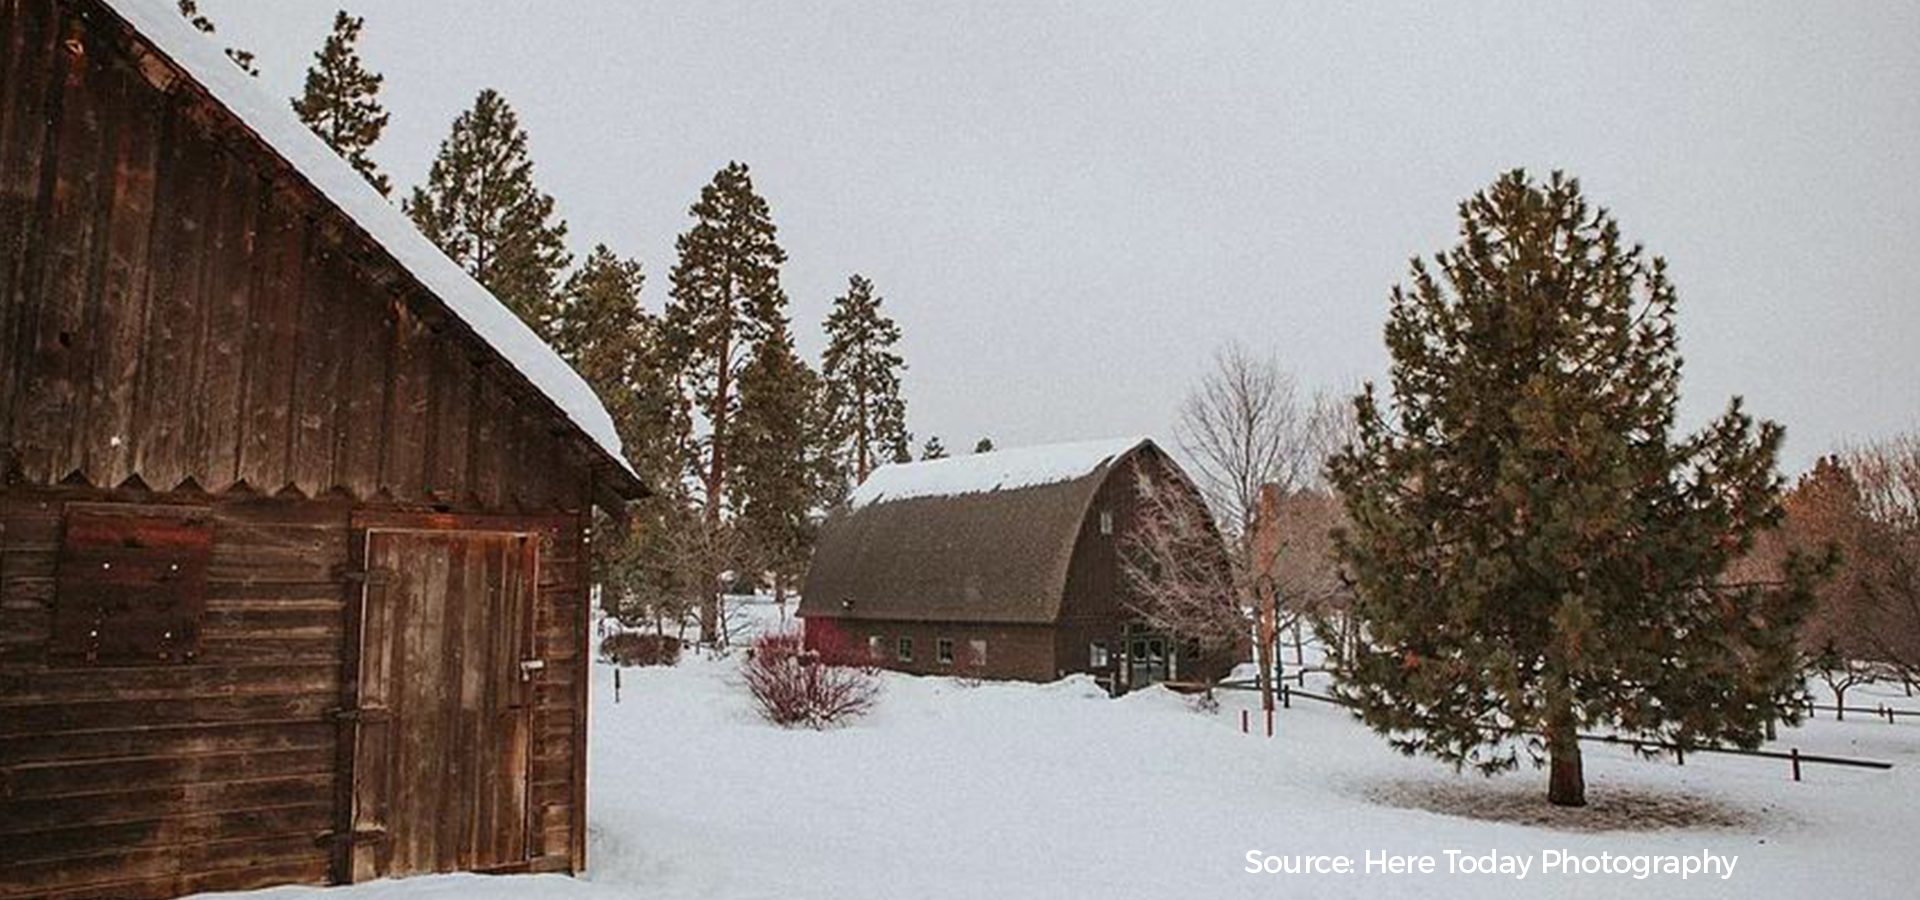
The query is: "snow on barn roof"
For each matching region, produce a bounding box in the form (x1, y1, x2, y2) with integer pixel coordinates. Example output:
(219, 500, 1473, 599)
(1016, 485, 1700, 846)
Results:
(101, 0, 633, 477)
(850, 436, 1151, 508)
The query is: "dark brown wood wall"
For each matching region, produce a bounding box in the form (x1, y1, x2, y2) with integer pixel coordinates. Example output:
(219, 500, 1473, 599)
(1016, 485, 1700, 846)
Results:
(1054, 449, 1238, 684)
(0, 0, 591, 511)
(822, 618, 1057, 682)
(0, 487, 591, 899)
(0, 2, 602, 896)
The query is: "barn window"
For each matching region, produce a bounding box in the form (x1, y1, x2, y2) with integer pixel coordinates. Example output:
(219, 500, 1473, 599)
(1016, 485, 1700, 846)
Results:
(53, 506, 214, 666)
(968, 638, 988, 667)
(868, 635, 885, 661)
(897, 636, 914, 662)
(1099, 509, 1114, 535)
(1090, 641, 1110, 668)
(936, 638, 955, 665)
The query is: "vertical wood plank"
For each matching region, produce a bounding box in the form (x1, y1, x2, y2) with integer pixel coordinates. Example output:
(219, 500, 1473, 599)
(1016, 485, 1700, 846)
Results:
(469, 373, 506, 510)
(77, 53, 162, 487)
(382, 302, 429, 500)
(425, 342, 471, 503)
(196, 163, 260, 489)
(433, 537, 469, 872)
(131, 108, 213, 490)
(237, 188, 306, 491)
(350, 532, 396, 883)
(288, 242, 347, 495)
(334, 289, 388, 499)
(0, 0, 58, 449)
(507, 535, 533, 862)
(14, 16, 106, 483)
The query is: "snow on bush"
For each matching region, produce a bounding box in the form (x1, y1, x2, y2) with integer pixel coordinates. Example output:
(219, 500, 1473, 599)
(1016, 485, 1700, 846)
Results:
(742, 627, 881, 728)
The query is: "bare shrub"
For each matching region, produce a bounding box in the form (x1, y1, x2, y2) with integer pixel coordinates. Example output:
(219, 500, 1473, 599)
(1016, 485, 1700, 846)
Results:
(600, 631, 682, 667)
(743, 628, 881, 728)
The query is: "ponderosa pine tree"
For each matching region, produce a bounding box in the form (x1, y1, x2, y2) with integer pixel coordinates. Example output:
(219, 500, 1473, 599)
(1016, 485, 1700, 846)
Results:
(548, 247, 694, 641)
(406, 89, 571, 335)
(292, 10, 391, 195)
(733, 318, 824, 608)
(661, 162, 789, 642)
(821, 274, 909, 483)
(177, 0, 257, 76)
(1328, 170, 1817, 808)
(552, 246, 682, 480)
(920, 436, 948, 460)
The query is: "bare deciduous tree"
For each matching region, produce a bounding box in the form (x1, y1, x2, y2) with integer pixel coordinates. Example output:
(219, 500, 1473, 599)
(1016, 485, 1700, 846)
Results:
(1119, 467, 1245, 658)
(1178, 343, 1317, 543)
(1847, 434, 1920, 684)
(1165, 344, 1361, 701)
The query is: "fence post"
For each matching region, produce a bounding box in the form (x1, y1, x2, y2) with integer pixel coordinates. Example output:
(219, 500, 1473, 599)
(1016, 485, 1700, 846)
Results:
(1675, 745, 1684, 766)
(1791, 747, 1801, 782)
(614, 667, 622, 704)
(1241, 709, 1249, 734)
(1282, 683, 1291, 709)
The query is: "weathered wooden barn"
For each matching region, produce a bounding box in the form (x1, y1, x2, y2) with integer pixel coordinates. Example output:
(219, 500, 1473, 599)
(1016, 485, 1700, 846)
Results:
(799, 437, 1236, 691)
(0, 1, 646, 897)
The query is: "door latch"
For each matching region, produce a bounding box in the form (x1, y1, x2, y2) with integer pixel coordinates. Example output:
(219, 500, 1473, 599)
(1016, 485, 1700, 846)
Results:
(518, 659, 546, 682)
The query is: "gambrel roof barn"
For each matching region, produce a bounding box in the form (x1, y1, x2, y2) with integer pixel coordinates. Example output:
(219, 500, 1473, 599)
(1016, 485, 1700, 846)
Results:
(800, 438, 1237, 691)
(0, 1, 645, 896)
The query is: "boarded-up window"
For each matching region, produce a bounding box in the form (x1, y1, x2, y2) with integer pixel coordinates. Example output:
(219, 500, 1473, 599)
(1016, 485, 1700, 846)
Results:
(52, 506, 213, 665)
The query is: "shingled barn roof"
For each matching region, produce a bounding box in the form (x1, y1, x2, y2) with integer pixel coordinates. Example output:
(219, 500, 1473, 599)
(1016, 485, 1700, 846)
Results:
(801, 437, 1155, 624)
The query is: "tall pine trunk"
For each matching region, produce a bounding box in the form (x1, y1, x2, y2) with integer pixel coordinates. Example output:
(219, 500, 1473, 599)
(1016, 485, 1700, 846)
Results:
(1547, 710, 1586, 807)
(698, 321, 732, 646)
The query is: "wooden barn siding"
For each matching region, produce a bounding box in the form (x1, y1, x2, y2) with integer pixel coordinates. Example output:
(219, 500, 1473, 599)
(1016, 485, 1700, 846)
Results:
(0, 487, 591, 899)
(1053, 453, 1140, 675)
(0, 4, 601, 893)
(820, 618, 1057, 682)
(1054, 450, 1238, 684)
(0, 0, 592, 511)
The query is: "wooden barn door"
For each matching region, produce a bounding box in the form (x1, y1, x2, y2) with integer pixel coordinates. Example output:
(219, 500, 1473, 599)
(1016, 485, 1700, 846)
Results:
(343, 527, 542, 881)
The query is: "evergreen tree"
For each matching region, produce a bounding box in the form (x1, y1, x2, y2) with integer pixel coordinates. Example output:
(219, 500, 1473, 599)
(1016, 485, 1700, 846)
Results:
(920, 436, 948, 460)
(821, 274, 909, 483)
(553, 246, 682, 479)
(292, 10, 391, 196)
(177, 0, 257, 76)
(661, 162, 789, 641)
(1327, 170, 1817, 808)
(734, 318, 824, 606)
(406, 89, 571, 335)
(973, 437, 995, 454)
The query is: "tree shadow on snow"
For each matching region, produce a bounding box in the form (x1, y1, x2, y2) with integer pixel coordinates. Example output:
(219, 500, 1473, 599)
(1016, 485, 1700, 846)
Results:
(1363, 778, 1790, 834)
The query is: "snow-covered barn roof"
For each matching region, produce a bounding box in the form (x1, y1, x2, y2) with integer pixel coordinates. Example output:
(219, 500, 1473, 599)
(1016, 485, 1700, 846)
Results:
(850, 436, 1151, 508)
(99, 0, 638, 489)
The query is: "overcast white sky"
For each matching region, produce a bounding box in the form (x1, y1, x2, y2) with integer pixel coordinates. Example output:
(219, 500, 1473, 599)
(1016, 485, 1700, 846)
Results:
(201, 1, 1919, 473)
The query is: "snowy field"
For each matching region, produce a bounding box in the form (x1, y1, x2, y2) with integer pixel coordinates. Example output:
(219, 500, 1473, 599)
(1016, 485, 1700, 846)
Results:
(198, 601, 1919, 900)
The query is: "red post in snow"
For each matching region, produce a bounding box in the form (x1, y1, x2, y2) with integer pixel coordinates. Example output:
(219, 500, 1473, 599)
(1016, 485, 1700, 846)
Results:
(1265, 707, 1274, 738)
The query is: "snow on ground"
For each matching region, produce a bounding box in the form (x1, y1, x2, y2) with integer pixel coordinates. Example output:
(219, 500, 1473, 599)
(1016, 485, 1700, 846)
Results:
(199, 602, 1919, 900)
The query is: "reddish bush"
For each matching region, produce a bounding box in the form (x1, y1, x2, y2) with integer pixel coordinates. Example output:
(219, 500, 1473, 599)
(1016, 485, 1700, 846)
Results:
(744, 627, 881, 728)
(600, 631, 682, 667)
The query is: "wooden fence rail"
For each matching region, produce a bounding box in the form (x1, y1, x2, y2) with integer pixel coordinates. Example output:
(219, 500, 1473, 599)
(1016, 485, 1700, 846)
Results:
(1178, 678, 1896, 779)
